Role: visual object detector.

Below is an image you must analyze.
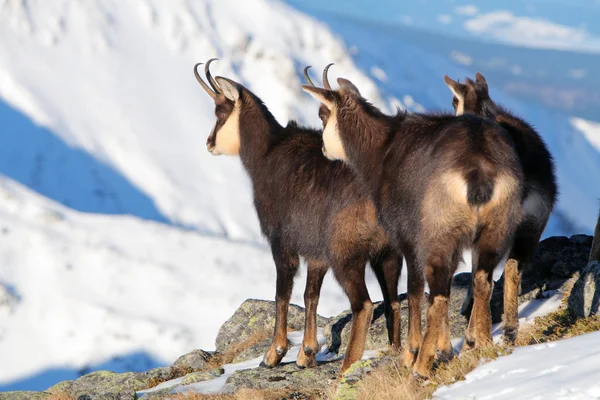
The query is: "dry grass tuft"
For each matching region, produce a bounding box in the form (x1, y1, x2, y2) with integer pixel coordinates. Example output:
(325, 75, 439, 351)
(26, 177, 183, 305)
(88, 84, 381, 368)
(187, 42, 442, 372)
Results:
(356, 345, 511, 400)
(516, 307, 600, 346)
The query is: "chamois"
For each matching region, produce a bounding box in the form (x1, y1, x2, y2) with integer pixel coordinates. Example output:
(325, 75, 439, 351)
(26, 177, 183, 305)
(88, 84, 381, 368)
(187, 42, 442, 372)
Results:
(303, 68, 524, 378)
(444, 73, 558, 342)
(194, 59, 404, 373)
(591, 208, 600, 262)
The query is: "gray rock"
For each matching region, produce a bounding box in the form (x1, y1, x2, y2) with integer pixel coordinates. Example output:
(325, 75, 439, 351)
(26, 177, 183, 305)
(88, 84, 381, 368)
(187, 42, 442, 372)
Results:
(223, 360, 341, 394)
(172, 349, 213, 372)
(569, 261, 600, 318)
(215, 299, 329, 353)
(69, 370, 149, 400)
(0, 393, 49, 400)
(47, 379, 74, 394)
(180, 368, 225, 385)
(232, 337, 272, 363)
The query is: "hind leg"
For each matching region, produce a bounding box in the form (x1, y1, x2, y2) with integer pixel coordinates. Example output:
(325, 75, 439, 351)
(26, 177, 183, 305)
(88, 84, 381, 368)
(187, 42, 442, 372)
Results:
(413, 253, 454, 378)
(401, 250, 424, 367)
(437, 277, 455, 362)
(262, 240, 299, 368)
(297, 260, 328, 368)
(465, 229, 512, 350)
(503, 220, 544, 344)
(371, 250, 402, 350)
(333, 258, 373, 373)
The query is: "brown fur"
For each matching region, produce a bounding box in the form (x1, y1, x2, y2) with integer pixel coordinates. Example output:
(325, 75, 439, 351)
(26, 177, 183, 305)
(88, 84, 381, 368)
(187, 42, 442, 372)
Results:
(503, 258, 521, 342)
(444, 73, 557, 343)
(195, 64, 404, 374)
(303, 75, 524, 378)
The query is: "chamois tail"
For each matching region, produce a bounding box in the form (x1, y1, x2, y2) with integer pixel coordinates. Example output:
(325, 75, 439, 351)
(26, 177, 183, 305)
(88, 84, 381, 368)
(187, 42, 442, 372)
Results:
(465, 169, 495, 206)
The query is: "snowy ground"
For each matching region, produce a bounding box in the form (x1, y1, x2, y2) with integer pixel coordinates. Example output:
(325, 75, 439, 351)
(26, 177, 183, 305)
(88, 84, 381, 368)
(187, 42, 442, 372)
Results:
(0, 0, 599, 393)
(436, 331, 600, 399)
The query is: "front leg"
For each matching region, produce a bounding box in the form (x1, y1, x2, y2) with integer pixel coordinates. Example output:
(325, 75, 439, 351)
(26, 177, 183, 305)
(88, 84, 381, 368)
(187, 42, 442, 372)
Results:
(297, 260, 328, 368)
(371, 250, 402, 350)
(261, 240, 299, 368)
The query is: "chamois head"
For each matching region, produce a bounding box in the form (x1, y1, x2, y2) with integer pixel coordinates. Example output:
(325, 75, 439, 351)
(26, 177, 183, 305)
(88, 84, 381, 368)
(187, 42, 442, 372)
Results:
(194, 59, 242, 156)
(302, 65, 377, 162)
(443, 72, 494, 117)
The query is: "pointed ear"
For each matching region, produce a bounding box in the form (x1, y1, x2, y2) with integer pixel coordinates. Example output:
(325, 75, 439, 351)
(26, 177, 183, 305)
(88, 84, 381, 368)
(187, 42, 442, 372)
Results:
(337, 77, 360, 96)
(302, 85, 335, 109)
(215, 76, 240, 102)
(475, 72, 489, 92)
(443, 75, 466, 100)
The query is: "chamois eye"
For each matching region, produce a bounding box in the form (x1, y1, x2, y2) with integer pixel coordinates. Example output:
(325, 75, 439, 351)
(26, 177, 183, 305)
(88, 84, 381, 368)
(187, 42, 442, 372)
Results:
(216, 112, 225, 120)
(452, 97, 458, 109)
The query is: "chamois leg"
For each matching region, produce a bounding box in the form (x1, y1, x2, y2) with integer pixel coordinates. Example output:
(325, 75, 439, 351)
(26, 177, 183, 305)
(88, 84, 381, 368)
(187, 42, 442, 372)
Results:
(413, 257, 452, 379)
(261, 241, 299, 368)
(465, 231, 510, 351)
(402, 250, 424, 367)
(502, 219, 543, 344)
(297, 260, 328, 368)
(334, 259, 373, 374)
(437, 277, 454, 362)
(371, 250, 402, 350)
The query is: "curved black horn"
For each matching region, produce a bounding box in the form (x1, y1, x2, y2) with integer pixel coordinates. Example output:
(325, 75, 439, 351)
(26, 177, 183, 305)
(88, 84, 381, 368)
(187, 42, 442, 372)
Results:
(205, 58, 221, 93)
(322, 63, 334, 89)
(194, 63, 218, 100)
(303, 66, 315, 86)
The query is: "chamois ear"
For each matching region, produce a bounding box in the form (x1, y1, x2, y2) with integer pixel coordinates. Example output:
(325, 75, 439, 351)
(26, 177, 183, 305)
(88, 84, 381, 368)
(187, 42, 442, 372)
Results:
(443, 75, 466, 100)
(302, 85, 335, 109)
(337, 78, 360, 96)
(475, 72, 489, 92)
(215, 77, 240, 102)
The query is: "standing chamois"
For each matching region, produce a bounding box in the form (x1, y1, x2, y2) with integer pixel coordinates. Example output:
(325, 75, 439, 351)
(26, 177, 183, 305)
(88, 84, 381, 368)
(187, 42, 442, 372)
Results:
(444, 73, 558, 342)
(194, 59, 407, 373)
(302, 68, 524, 378)
(591, 208, 600, 262)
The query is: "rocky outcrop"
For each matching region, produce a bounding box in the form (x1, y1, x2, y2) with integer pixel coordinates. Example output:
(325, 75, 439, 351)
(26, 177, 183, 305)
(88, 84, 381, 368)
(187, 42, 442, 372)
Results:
(215, 299, 330, 353)
(569, 261, 600, 318)
(13, 235, 593, 400)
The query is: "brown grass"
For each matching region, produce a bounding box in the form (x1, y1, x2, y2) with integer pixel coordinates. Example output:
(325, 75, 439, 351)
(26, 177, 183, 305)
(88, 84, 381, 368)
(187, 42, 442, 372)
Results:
(516, 307, 600, 346)
(355, 345, 511, 400)
(356, 306, 600, 400)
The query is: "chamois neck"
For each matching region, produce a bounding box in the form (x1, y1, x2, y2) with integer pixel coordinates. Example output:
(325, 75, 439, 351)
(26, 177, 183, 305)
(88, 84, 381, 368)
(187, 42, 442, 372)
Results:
(237, 91, 283, 171)
(341, 110, 393, 192)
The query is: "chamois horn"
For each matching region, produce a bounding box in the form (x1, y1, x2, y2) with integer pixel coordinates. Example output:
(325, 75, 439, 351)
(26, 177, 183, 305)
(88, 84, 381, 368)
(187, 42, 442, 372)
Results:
(303, 66, 315, 86)
(322, 63, 334, 89)
(194, 62, 218, 100)
(205, 58, 221, 94)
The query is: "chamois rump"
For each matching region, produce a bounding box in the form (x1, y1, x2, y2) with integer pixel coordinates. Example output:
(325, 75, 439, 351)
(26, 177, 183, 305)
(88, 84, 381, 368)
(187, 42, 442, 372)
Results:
(303, 68, 524, 378)
(444, 73, 558, 342)
(194, 59, 405, 373)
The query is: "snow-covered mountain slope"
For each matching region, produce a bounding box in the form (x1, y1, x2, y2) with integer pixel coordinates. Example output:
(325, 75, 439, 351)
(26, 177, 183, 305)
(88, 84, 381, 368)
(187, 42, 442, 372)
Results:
(0, 0, 599, 392)
(435, 330, 600, 399)
(0, 0, 390, 390)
